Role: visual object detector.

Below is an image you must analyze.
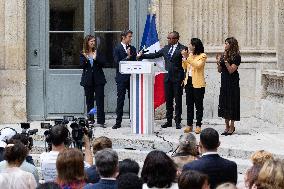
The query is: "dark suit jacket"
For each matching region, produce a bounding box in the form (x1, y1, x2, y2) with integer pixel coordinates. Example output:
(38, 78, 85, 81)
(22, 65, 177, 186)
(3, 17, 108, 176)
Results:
(80, 52, 107, 87)
(85, 165, 100, 184)
(84, 179, 118, 189)
(183, 154, 237, 189)
(140, 43, 186, 83)
(113, 43, 137, 83)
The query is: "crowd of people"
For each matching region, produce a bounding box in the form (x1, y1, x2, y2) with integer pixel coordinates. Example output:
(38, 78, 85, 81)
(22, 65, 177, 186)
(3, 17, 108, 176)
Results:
(0, 125, 283, 189)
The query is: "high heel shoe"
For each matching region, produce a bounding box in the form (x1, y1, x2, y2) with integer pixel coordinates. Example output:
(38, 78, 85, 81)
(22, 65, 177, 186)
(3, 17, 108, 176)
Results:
(226, 127, 235, 135)
(221, 130, 229, 136)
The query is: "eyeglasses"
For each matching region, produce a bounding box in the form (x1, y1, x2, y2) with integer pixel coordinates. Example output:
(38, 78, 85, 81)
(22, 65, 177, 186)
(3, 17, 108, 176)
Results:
(167, 37, 177, 40)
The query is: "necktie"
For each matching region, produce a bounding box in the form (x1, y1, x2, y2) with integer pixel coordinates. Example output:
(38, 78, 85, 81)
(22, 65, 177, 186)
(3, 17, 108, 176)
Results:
(168, 45, 174, 59)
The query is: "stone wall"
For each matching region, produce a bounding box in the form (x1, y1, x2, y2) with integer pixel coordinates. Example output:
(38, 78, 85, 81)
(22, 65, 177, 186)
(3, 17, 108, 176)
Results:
(150, 0, 280, 122)
(0, 0, 27, 123)
(260, 0, 284, 126)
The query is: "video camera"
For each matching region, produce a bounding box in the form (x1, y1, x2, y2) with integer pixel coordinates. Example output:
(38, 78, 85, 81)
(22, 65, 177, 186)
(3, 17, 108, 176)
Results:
(20, 123, 38, 150)
(41, 116, 93, 151)
(70, 117, 93, 150)
(41, 117, 71, 152)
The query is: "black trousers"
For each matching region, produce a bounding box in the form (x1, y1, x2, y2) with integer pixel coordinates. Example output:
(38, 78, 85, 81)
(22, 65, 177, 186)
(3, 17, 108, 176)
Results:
(164, 80, 183, 124)
(185, 77, 205, 126)
(84, 84, 105, 124)
(115, 80, 130, 124)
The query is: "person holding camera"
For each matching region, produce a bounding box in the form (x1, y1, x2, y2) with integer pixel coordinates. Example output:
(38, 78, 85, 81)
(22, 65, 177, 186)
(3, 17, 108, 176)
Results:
(216, 37, 241, 135)
(80, 35, 106, 127)
(181, 38, 207, 134)
(40, 125, 92, 182)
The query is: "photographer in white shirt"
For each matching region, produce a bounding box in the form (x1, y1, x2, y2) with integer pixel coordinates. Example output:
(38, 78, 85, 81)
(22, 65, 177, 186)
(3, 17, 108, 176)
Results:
(40, 124, 92, 182)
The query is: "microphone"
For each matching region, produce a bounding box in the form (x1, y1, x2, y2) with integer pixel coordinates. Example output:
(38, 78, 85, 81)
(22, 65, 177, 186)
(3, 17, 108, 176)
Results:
(142, 49, 149, 53)
(126, 44, 130, 50)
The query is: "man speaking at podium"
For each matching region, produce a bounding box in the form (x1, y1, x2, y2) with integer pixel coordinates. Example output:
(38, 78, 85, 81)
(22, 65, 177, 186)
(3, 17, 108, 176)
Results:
(137, 31, 186, 129)
(112, 30, 137, 129)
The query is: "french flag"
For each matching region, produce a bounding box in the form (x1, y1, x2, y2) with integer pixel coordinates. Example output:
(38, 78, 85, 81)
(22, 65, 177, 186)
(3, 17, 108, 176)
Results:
(141, 14, 165, 109)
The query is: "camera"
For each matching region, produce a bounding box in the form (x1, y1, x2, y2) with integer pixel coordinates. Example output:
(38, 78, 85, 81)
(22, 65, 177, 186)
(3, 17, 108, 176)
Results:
(20, 123, 38, 150)
(70, 117, 93, 150)
(42, 123, 71, 152)
(42, 116, 93, 151)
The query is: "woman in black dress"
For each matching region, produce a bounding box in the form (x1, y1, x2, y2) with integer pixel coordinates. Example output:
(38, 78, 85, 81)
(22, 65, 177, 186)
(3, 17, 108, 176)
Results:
(80, 35, 106, 127)
(216, 37, 241, 135)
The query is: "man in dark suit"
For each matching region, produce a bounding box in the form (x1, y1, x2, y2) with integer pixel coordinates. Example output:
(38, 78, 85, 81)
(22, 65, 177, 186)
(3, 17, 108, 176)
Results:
(112, 30, 137, 129)
(137, 31, 186, 129)
(183, 128, 238, 189)
(84, 148, 118, 189)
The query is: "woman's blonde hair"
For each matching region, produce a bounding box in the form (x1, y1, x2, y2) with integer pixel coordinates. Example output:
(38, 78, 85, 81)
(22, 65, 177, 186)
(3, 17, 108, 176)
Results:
(82, 35, 95, 54)
(251, 150, 273, 166)
(256, 159, 284, 189)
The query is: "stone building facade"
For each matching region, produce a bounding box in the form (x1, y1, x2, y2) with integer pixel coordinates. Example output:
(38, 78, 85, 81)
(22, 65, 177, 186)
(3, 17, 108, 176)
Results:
(0, 0, 283, 126)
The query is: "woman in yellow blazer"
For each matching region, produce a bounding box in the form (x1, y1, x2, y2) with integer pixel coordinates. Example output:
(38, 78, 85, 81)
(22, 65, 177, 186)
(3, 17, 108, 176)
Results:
(181, 38, 207, 134)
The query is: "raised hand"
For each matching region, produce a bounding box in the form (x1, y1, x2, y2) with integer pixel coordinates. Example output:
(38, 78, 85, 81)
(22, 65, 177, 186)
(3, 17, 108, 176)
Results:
(181, 49, 189, 58)
(93, 50, 97, 60)
(216, 53, 222, 66)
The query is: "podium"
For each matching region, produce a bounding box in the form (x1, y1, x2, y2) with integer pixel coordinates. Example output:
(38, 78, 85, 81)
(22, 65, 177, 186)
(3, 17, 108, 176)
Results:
(119, 61, 166, 134)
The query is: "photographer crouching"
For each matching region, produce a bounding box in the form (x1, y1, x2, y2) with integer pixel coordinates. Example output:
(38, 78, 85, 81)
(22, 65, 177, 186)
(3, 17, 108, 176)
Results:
(40, 124, 92, 182)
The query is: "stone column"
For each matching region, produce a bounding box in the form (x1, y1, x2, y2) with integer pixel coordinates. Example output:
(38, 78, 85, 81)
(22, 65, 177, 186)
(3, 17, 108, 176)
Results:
(277, 0, 284, 71)
(0, 0, 27, 123)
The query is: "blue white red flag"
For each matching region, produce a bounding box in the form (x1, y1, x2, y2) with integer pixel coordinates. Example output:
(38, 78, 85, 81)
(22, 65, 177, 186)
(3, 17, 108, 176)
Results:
(140, 14, 165, 109)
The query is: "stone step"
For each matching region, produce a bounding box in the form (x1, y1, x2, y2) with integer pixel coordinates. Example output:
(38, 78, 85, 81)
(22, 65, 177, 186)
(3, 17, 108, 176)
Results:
(30, 133, 284, 161)
(30, 148, 252, 176)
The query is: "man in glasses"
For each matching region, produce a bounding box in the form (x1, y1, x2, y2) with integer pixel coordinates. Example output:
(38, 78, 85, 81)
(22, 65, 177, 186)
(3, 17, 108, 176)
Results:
(137, 31, 186, 129)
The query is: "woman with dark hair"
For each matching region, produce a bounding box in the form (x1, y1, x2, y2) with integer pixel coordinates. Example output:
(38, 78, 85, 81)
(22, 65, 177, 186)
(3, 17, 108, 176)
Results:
(56, 148, 86, 189)
(216, 37, 241, 135)
(141, 150, 178, 189)
(181, 38, 207, 134)
(0, 142, 37, 189)
(80, 35, 106, 127)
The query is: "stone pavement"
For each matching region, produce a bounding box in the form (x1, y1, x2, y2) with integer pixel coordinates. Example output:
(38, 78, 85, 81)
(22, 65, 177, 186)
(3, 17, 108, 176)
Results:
(1, 116, 283, 182)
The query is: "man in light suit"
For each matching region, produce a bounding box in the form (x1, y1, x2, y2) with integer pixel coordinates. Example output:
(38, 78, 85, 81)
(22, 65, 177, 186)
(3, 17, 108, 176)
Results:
(183, 128, 238, 189)
(112, 30, 137, 129)
(137, 31, 186, 129)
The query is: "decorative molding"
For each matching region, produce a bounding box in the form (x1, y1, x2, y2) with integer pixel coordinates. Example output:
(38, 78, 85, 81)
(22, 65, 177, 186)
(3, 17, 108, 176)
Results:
(184, 0, 228, 46)
(262, 70, 284, 103)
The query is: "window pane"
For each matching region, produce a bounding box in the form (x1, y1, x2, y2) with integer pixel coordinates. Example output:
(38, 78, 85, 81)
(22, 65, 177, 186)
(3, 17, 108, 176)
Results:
(49, 0, 84, 69)
(50, 0, 84, 31)
(95, 0, 129, 31)
(49, 33, 84, 69)
(94, 0, 129, 68)
(95, 32, 121, 68)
